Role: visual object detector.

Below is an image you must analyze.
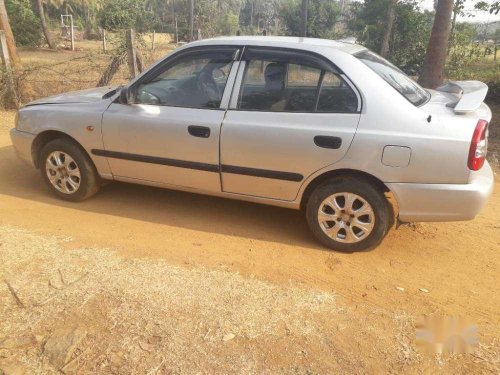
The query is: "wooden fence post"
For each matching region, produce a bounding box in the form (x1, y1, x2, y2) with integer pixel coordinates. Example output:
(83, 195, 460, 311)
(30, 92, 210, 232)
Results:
(152, 30, 155, 50)
(175, 16, 179, 44)
(0, 30, 18, 107)
(70, 15, 75, 51)
(126, 29, 138, 78)
(102, 29, 107, 53)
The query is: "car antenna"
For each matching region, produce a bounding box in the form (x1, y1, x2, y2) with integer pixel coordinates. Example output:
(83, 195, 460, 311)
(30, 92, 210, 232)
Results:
(427, 115, 432, 123)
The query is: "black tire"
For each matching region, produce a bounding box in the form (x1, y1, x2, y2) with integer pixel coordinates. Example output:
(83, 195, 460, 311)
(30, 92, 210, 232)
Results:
(40, 138, 100, 202)
(305, 176, 391, 252)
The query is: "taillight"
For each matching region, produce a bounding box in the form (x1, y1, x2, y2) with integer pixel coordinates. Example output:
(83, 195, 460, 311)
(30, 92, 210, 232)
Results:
(468, 119, 488, 171)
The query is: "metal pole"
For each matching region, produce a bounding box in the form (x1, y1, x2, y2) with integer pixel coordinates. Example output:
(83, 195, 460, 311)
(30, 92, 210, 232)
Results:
(152, 30, 155, 50)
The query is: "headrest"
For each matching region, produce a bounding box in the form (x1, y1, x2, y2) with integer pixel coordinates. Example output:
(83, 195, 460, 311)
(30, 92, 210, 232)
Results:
(264, 62, 286, 91)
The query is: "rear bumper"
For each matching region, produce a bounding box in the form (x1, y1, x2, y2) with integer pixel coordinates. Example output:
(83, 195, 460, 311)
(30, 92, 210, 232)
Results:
(388, 162, 494, 222)
(10, 128, 36, 168)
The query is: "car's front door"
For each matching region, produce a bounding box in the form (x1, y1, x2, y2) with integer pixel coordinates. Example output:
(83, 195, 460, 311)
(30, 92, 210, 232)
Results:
(99, 46, 239, 192)
(220, 47, 362, 201)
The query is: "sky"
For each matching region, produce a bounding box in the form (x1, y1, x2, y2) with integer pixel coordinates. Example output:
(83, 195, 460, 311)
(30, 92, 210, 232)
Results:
(420, 0, 500, 23)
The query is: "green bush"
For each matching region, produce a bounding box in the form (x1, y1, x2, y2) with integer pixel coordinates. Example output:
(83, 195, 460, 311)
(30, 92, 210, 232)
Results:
(5, 0, 42, 46)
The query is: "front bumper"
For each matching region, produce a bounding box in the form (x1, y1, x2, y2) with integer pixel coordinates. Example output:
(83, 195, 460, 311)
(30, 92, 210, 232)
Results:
(388, 162, 495, 222)
(10, 128, 36, 168)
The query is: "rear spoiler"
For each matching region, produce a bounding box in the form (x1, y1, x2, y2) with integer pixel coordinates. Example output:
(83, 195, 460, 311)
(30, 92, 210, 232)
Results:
(437, 80, 488, 113)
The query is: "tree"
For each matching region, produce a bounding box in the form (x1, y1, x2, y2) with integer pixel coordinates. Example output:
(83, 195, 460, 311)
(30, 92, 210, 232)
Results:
(475, 1, 500, 15)
(188, 0, 193, 41)
(0, 0, 19, 65)
(282, 0, 340, 38)
(300, 0, 307, 36)
(346, 0, 432, 73)
(418, 0, 454, 88)
(5, 0, 42, 46)
(99, 0, 146, 31)
(379, 0, 397, 57)
(35, 0, 56, 49)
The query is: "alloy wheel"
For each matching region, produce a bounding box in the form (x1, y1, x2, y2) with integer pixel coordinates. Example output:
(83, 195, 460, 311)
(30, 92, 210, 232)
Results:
(317, 192, 375, 243)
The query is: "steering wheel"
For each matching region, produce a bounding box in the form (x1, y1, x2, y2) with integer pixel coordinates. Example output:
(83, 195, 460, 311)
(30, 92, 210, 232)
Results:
(197, 71, 221, 106)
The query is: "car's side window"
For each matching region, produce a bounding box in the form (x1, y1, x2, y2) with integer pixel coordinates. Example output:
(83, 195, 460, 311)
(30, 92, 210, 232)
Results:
(317, 72, 359, 113)
(135, 50, 235, 109)
(237, 51, 358, 113)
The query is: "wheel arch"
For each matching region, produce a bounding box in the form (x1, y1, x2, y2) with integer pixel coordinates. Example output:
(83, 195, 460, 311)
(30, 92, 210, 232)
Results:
(299, 168, 391, 211)
(31, 130, 91, 169)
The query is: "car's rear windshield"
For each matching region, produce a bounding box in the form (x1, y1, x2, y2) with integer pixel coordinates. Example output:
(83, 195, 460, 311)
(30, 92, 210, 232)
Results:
(355, 50, 429, 107)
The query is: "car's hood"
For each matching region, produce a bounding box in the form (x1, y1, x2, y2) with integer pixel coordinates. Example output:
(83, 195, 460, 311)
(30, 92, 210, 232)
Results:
(25, 86, 117, 106)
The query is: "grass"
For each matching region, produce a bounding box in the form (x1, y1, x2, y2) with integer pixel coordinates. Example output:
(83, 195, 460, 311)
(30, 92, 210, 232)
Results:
(0, 225, 344, 373)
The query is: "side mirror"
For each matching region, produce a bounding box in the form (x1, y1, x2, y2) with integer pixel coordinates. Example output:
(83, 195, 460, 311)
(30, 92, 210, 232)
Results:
(119, 86, 130, 104)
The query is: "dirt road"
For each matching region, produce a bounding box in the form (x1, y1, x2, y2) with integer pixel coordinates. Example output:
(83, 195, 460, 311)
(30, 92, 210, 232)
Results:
(0, 111, 499, 373)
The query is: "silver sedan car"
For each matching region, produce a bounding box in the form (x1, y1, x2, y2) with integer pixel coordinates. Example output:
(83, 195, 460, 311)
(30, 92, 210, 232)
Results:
(10, 36, 494, 252)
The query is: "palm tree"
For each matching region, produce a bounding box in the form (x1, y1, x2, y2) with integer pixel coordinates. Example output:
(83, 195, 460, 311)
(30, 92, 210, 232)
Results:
(418, 0, 454, 88)
(0, 0, 19, 65)
(35, 0, 56, 49)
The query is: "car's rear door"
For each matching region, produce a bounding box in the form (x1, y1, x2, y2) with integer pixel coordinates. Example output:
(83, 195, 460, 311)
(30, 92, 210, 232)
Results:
(220, 47, 362, 201)
(99, 46, 240, 192)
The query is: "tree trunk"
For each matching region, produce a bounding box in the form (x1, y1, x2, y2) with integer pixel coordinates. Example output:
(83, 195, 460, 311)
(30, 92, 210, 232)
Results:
(35, 0, 56, 49)
(300, 0, 308, 37)
(250, 1, 253, 28)
(188, 0, 194, 42)
(0, 0, 19, 65)
(418, 0, 454, 89)
(380, 0, 397, 58)
(447, 4, 458, 56)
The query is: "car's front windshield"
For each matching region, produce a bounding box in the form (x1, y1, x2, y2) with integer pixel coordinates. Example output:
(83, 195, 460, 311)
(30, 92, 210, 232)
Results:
(355, 50, 429, 107)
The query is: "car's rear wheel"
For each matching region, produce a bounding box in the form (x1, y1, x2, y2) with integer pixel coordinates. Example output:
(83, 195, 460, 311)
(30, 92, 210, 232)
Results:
(40, 138, 100, 202)
(305, 176, 391, 252)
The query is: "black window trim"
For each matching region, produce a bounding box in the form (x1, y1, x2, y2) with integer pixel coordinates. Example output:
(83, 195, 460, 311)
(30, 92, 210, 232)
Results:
(119, 45, 242, 111)
(234, 46, 363, 114)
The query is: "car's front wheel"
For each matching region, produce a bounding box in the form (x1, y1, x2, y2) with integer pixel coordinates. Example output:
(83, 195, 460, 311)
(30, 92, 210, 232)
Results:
(305, 176, 391, 252)
(40, 138, 100, 202)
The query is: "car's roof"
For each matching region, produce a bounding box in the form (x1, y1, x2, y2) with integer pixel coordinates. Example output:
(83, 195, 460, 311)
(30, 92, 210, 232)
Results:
(188, 36, 367, 55)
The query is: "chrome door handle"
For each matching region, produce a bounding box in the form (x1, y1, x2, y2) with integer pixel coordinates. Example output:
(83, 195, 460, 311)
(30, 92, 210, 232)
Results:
(188, 125, 210, 138)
